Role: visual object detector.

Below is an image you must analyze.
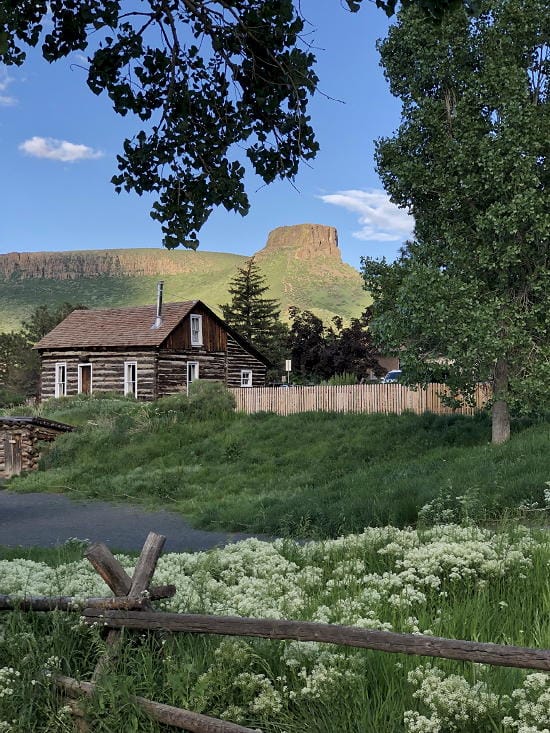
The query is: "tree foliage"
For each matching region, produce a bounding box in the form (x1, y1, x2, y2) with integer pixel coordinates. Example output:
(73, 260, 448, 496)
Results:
(363, 0, 549, 442)
(1, 0, 481, 248)
(220, 257, 288, 367)
(288, 306, 385, 382)
(0, 302, 87, 405)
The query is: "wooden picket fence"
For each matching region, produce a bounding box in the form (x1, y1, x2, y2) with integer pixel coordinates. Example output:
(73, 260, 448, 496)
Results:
(230, 383, 491, 416)
(2, 532, 549, 733)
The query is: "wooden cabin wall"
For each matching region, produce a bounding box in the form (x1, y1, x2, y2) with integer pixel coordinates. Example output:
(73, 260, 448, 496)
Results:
(226, 336, 267, 387)
(157, 351, 226, 396)
(163, 307, 227, 351)
(39, 350, 157, 401)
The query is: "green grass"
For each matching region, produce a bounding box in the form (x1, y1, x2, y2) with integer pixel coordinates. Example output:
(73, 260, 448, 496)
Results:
(6, 392, 550, 537)
(0, 525, 549, 731)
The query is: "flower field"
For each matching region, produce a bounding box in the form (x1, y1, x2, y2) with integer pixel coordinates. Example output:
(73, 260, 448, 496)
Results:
(1, 524, 549, 732)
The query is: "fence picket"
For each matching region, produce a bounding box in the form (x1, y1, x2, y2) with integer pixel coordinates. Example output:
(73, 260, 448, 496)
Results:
(230, 384, 488, 416)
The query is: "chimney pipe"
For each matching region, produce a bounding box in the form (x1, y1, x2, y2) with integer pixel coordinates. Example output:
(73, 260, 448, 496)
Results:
(152, 281, 164, 329)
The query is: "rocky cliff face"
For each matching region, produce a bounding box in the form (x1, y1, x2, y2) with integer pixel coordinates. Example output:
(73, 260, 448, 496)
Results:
(0, 250, 202, 280)
(0, 224, 342, 280)
(259, 224, 341, 260)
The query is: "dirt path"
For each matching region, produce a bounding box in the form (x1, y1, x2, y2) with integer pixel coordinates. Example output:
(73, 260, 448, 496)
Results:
(0, 488, 263, 551)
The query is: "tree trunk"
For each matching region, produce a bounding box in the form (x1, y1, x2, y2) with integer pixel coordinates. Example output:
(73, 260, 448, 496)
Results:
(492, 359, 510, 444)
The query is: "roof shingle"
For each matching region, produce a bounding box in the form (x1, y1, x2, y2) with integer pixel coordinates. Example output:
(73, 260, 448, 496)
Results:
(34, 302, 197, 349)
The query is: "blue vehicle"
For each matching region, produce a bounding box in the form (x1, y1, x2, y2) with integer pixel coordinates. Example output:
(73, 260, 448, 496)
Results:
(382, 369, 402, 383)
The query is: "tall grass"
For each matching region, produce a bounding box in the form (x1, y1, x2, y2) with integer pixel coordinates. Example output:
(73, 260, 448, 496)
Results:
(0, 525, 549, 731)
(6, 393, 550, 537)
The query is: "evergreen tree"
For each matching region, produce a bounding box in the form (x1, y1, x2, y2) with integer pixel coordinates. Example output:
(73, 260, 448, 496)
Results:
(220, 258, 288, 368)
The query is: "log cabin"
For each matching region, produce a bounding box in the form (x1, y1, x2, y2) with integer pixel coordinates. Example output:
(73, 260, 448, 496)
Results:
(33, 290, 270, 401)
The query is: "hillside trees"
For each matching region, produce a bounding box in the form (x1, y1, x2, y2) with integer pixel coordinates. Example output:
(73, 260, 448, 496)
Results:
(362, 0, 549, 444)
(220, 257, 288, 368)
(1, 0, 478, 248)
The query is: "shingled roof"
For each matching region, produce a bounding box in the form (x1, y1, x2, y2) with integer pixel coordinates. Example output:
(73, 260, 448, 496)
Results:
(34, 302, 197, 349)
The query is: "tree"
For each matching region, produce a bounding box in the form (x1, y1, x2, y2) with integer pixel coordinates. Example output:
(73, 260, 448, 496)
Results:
(287, 307, 329, 379)
(1, 0, 480, 249)
(0, 302, 87, 405)
(326, 307, 387, 381)
(220, 257, 288, 368)
(0, 331, 33, 405)
(362, 0, 549, 443)
(288, 306, 385, 381)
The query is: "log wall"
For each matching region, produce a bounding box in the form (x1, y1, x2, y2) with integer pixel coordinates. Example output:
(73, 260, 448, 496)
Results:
(157, 351, 227, 396)
(39, 350, 157, 401)
(226, 336, 267, 387)
(39, 333, 268, 401)
(230, 383, 490, 416)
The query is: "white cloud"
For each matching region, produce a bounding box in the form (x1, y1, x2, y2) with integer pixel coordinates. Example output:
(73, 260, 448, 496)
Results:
(320, 188, 414, 242)
(19, 136, 103, 163)
(0, 68, 17, 106)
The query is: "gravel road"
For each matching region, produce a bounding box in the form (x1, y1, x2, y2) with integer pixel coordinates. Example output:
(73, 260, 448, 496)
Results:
(0, 488, 263, 552)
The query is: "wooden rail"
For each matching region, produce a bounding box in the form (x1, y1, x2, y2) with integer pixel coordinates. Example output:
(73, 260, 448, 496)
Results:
(83, 609, 550, 672)
(4, 530, 548, 731)
(229, 383, 490, 416)
(56, 676, 258, 733)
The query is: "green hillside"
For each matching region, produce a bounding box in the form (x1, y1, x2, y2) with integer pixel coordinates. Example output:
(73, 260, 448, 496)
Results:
(0, 225, 371, 332)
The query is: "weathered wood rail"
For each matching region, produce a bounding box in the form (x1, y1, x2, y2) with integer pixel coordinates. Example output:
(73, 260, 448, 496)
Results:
(83, 609, 550, 672)
(229, 383, 490, 416)
(2, 529, 549, 732)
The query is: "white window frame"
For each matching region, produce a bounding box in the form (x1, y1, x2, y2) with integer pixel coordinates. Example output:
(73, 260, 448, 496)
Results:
(190, 314, 203, 346)
(187, 361, 199, 389)
(240, 369, 253, 388)
(55, 362, 67, 398)
(77, 363, 93, 395)
(124, 361, 138, 398)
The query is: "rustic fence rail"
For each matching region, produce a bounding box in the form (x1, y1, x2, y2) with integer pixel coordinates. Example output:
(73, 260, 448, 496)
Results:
(83, 608, 550, 672)
(229, 383, 490, 416)
(2, 530, 548, 732)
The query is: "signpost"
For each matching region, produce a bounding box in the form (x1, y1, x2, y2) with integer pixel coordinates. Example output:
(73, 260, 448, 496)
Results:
(285, 359, 292, 386)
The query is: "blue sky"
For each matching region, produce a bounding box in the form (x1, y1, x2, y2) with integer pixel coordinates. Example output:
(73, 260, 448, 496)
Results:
(0, 2, 414, 270)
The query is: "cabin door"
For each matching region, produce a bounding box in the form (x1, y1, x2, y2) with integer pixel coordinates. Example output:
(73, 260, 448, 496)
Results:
(186, 361, 199, 392)
(78, 364, 92, 394)
(3, 433, 22, 477)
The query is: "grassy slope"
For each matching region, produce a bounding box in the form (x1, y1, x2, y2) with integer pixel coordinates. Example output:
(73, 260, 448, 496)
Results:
(7, 395, 549, 537)
(0, 251, 244, 332)
(0, 248, 371, 332)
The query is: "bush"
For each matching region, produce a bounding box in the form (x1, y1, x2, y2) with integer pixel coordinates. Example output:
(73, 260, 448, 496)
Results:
(187, 380, 236, 418)
(324, 372, 357, 386)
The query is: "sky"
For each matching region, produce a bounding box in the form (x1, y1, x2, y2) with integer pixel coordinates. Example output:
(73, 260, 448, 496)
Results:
(0, 2, 414, 270)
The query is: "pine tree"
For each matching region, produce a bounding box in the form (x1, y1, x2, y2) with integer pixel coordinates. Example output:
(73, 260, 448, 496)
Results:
(220, 258, 288, 367)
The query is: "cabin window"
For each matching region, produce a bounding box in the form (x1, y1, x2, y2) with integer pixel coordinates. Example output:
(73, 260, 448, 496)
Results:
(124, 361, 138, 397)
(187, 361, 199, 388)
(78, 363, 93, 395)
(240, 369, 253, 388)
(190, 314, 203, 346)
(54, 363, 67, 398)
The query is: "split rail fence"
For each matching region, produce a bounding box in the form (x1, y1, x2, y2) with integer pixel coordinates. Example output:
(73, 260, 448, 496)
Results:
(2, 531, 549, 733)
(230, 383, 490, 416)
